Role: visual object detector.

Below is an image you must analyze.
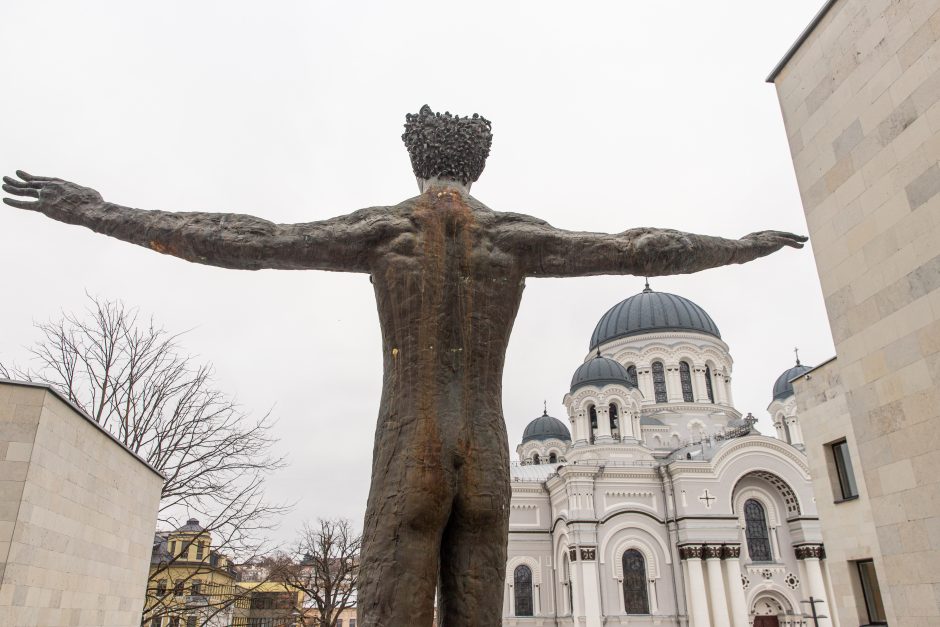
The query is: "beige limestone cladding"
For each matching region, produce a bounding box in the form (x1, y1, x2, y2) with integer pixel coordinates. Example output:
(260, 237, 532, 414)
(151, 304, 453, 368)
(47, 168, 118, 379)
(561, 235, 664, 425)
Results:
(772, 0, 940, 623)
(0, 381, 163, 627)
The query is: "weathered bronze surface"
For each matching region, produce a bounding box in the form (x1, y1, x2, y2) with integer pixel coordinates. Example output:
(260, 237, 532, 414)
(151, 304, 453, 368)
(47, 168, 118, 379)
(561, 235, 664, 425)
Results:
(3, 106, 806, 626)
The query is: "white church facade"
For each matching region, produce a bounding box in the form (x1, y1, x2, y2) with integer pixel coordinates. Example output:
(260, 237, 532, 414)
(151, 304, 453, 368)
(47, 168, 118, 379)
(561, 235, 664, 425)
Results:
(503, 286, 833, 627)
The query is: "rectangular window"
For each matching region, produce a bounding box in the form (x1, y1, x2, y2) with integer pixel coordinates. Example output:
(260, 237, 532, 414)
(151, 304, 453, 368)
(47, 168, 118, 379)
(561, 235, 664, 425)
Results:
(186, 617, 197, 627)
(349, 619, 356, 627)
(196, 541, 204, 560)
(831, 439, 859, 500)
(151, 617, 163, 627)
(191, 580, 201, 596)
(169, 541, 175, 556)
(336, 620, 343, 627)
(857, 560, 887, 623)
(169, 618, 180, 627)
(156, 580, 167, 597)
(174, 581, 184, 596)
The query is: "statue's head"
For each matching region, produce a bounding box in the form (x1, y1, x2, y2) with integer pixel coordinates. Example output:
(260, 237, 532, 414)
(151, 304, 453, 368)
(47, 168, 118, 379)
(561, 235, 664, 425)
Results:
(402, 105, 492, 193)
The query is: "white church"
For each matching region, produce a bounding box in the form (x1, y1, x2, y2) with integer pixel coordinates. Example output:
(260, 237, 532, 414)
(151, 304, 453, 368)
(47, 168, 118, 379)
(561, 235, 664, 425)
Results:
(502, 285, 830, 627)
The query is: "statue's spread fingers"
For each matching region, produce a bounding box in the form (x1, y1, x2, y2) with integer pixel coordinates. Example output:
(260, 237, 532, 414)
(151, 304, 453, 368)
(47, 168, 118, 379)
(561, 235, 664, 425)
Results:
(3, 184, 39, 198)
(2, 197, 39, 210)
(15, 170, 55, 182)
(2, 176, 29, 188)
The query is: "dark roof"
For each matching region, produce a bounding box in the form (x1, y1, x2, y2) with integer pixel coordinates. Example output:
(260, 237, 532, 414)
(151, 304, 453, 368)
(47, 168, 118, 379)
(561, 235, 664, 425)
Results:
(772, 363, 813, 400)
(522, 410, 572, 444)
(570, 355, 637, 393)
(589, 288, 720, 349)
(175, 518, 205, 533)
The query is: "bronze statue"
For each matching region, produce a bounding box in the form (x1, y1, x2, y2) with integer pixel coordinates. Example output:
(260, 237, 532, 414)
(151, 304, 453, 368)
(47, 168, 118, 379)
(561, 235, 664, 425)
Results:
(3, 105, 806, 626)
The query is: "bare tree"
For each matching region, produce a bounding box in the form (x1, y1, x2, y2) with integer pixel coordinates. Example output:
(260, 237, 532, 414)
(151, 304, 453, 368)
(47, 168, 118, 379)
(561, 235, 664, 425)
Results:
(0, 295, 288, 625)
(268, 519, 361, 627)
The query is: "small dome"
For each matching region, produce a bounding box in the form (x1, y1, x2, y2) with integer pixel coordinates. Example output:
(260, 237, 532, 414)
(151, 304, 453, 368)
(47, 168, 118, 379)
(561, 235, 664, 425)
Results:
(570, 354, 637, 393)
(590, 286, 720, 349)
(175, 518, 205, 533)
(522, 410, 572, 444)
(772, 363, 812, 400)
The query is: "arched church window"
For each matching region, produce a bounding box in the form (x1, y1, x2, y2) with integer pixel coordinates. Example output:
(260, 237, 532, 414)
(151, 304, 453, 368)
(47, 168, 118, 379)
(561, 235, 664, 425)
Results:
(626, 365, 638, 387)
(514, 564, 534, 616)
(651, 362, 667, 403)
(705, 365, 715, 403)
(744, 499, 773, 562)
(622, 549, 650, 614)
(532, 453, 540, 465)
(609, 403, 619, 439)
(549, 452, 557, 464)
(589, 405, 598, 444)
(679, 362, 694, 402)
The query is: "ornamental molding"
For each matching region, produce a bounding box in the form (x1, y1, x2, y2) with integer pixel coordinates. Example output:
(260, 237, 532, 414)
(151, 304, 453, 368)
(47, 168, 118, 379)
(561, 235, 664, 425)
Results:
(611, 537, 660, 580)
(793, 544, 826, 560)
(678, 545, 704, 560)
(597, 330, 731, 356)
(722, 544, 741, 559)
(506, 556, 543, 586)
(710, 436, 811, 478)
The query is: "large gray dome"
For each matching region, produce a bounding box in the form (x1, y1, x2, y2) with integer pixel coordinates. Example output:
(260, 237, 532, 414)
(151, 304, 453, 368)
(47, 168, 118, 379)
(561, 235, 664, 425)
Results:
(570, 355, 637, 393)
(589, 287, 721, 349)
(772, 363, 812, 401)
(522, 411, 572, 443)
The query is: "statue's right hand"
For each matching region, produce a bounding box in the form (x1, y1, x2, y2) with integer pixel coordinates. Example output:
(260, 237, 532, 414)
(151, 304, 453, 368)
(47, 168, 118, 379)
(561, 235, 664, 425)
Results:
(3, 170, 103, 220)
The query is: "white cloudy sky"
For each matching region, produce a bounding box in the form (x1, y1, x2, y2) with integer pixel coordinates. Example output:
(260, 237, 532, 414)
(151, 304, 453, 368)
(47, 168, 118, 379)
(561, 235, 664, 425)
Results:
(0, 0, 833, 543)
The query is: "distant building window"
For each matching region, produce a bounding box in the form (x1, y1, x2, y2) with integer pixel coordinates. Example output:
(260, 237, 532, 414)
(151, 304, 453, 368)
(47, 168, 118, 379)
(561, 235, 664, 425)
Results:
(857, 560, 887, 623)
(186, 616, 196, 627)
(704, 366, 715, 403)
(151, 617, 163, 627)
(679, 362, 694, 402)
(514, 564, 534, 616)
(622, 549, 650, 614)
(336, 620, 343, 627)
(156, 580, 167, 597)
(744, 499, 773, 562)
(349, 620, 356, 627)
(169, 541, 175, 555)
(549, 452, 557, 464)
(169, 618, 180, 627)
(831, 439, 859, 500)
(652, 362, 667, 403)
(174, 581, 184, 596)
(196, 541, 205, 560)
(209, 552, 219, 568)
(191, 580, 201, 596)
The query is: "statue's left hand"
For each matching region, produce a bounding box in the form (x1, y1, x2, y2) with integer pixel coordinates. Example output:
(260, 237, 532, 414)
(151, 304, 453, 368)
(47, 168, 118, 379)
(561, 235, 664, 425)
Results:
(740, 230, 808, 256)
(3, 170, 103, 221)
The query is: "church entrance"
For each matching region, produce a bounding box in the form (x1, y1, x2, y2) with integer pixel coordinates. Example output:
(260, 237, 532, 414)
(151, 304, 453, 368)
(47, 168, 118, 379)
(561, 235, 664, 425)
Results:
(753, 617, 780, 627)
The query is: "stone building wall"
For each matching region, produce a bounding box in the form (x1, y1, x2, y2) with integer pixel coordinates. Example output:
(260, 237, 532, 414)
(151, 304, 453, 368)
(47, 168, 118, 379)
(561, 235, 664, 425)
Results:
(0, 380, 163, 627)
(791, 359, 883, 625)
(770, 0, 940, 623)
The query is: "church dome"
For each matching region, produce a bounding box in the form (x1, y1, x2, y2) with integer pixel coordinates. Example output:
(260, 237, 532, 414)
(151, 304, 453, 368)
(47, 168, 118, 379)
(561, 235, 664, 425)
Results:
(570, 355, 637, 393)
(589, 286, 721, 349)
(772, 363, 812, 400)
(522, 410, 572, 444)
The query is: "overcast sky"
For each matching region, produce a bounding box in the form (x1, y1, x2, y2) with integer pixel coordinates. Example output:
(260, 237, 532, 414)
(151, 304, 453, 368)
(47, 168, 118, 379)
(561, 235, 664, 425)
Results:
(0, 0, 833, 544)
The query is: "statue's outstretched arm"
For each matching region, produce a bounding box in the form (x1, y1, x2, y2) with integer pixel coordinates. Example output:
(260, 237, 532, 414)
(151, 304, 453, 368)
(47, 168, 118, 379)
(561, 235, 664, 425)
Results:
(494, 212, 807, 278)
(3, 171, 396, 272)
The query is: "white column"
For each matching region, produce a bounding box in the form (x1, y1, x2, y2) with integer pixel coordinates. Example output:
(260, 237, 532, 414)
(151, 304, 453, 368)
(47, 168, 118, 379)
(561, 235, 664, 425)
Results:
(666, 365, 683, 402)
(570, 412, 581, 444)
(724, 375, 734, 406)
(638, 367, 653, 401)
(595, 405, 612, 442)
(787, 416, 804, 446)
(574, 547, 602, 627)
(799, 546, 831, 627)
(722, 546, 749, 627)
(648, 578, 658, 613)
(693, 367, 709, 402)
(682, 547, 712, 627)
(704, 546, 730, 627)
(714, 370, 728, 405)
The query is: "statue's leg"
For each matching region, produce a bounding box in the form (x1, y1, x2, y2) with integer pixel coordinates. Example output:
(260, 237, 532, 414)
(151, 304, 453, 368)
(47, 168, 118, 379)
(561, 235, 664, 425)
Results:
(358, 413, 455, 627)
(437, 418, 511, 626)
